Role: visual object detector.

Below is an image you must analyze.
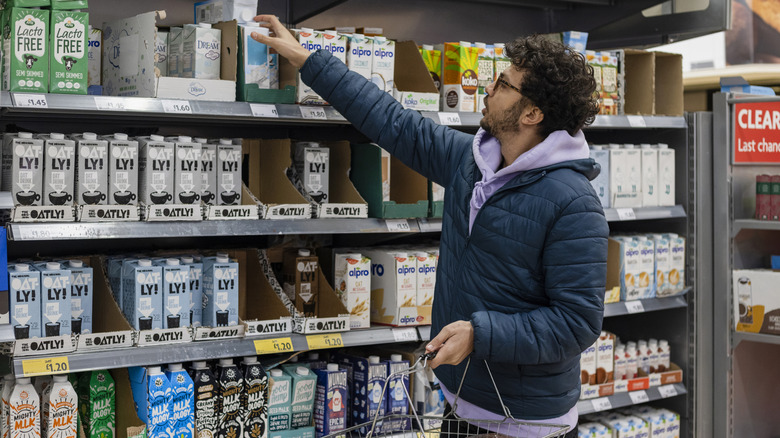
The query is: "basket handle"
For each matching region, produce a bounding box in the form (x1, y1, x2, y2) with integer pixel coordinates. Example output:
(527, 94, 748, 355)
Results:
(447, 356, 517, 421)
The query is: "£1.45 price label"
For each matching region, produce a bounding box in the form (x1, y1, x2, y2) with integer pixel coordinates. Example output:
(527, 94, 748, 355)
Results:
(95, 97, 127, 111)
(300, 106, 328, 120)
(15, 93, 48, 108)
(22, 356, 69, 377)
(161, 100, 193, 114)
(306, 333, 343, 350)
(254, 337, 294, 355)
(386, 219, 411, 232)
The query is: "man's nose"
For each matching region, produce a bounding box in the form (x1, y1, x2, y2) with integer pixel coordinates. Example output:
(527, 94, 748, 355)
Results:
(486, 80, 497, 96)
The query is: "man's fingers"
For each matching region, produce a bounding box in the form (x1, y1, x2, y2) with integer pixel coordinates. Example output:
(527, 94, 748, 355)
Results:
(250, 32, 269, 45)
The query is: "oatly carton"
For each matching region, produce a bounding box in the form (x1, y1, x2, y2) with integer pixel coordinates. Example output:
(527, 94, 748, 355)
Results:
(295, 28, 323, 105)
(167, 136, 202, 205)
(87, 26, 101, 87)
(202, 254, 239, 327)
(4, 8, 49, 93)
(333, 253, 370, 329)
(121, 259, 163, 330)
(73, 133, 109, 206)
(155, 31, 168, 76)
(180, 256, 203, 327)
(414, 252, 435, 307)
(139, 135, 175, 206)
(294, 142, 329, 204)
(283, 249, 319, 317)
(154, 259, 190, 328)
(40, 133, 76, 207)
(35, 262, 72, 336)
(9, 263, 42, 339)
(371, 36, 394, 93)
(4, 132, 44, 207)
(182, 23, 221, 80)
(322, 30, 346, 64)
(313, 364, 347, 437)
(267, 369, 291, 432)
(104, 133, 139, 206)
(63, 259, 92, 334)
(49, 10, 88, 94)
(286, 366, 316, 430)
(346, 34, 371, 80)
(199, 142, 217, 206)
(216, 139, 242, 206)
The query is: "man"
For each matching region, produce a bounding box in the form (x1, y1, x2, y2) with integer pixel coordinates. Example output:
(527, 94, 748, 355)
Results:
(253, 18, 608, 438)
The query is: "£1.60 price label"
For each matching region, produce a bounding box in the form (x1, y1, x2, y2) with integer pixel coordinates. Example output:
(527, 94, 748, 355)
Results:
(161, 100, 193, 114)
(254, 337, 294, 355)
(22, 356, 69, 377)
(15, 93, 48, 108)
(306, 333, 343, 349)
(300, 106, 328, 120)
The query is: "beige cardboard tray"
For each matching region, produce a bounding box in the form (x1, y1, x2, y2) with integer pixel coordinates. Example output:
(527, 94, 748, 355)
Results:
(247, 138, 312, 220)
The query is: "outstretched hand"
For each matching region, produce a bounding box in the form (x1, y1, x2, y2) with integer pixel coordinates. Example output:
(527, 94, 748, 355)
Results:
(250, 14, 312, 69)
(425, 320, 474, 369)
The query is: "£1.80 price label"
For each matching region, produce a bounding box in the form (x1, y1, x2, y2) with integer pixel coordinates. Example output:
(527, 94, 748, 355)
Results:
(254, 337, 294, 355)
(300, 106, 328, 120)
(22, 356, 69, 377)
(306, 333, 343, 349)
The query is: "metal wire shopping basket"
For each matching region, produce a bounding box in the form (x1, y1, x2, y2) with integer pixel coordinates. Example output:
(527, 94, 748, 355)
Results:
(324, 353, 570, 438)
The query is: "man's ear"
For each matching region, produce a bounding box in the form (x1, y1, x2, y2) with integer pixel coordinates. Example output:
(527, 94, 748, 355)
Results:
(522, 105, 544, 127)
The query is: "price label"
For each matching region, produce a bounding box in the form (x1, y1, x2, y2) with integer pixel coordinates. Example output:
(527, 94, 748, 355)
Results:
(15, 94, 48, 108)
(625, 300, 645, 314)
(306, 333, 343, 350)
(22, 356, 69, 377)
(386, 219, 411, 232)
(438, 112, 462, 126)
(161, 100, 193, 114)
(94, 97, 127, 111)
(658, 384, 678, 398)
(254, 337, 294, 355)
(392, 327, 419, 342)
(626, 115, 647, 128)
(299, 106, 328, 120)
(629, 390, 650, 404)
(591, 397, 613, 412)
(616, 208, 636, 220)
(250, 103, 279, 118)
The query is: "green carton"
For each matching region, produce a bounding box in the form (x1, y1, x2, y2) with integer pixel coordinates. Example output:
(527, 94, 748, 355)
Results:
(78, 370, 116, 438)
(2, 0, 51, 8)
(50, 0, 87, 9)
(50, 9, 88, 94)
(3, 7, 49, 93)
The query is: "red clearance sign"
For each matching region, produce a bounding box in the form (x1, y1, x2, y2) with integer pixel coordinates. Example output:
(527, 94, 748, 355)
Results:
(734, 101, 780, 163)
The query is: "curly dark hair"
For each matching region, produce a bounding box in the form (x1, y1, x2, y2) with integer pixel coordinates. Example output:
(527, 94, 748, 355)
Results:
(505, 35, 599, 137)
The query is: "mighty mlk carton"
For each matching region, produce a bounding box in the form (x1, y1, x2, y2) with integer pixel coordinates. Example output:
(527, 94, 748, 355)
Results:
(4, 7, 49, 93)
(439, 41, 479, 113)
(50, 10, 88, 94)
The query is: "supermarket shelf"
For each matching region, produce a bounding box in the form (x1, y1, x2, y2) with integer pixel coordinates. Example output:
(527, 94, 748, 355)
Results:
(604, 205, 686, 222)
(0, 192, 13, 210)
(733, 219, 780, 236)
(577, 383, 687, 416)
(0, 325, 16, 344)
(418, 325, 432, 342)
(420, 112, 687, 130)
(732, 331, 780, 348)
(603, 290, 690, 318)
(0, 92, 11, 108)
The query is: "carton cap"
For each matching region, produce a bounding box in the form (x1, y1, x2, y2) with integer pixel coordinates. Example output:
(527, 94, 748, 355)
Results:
(240, 10, 255, 23)
(177, 136, 192, 143)
(298, 249, 311, 257)
(166, 258, 180, 266)
(194, 138, 208, 144)
(243, 356, 258, 364)
(422, 44, 433, 51)
(391, 354, 403, 362)
(608, 143, 621, 149)
(590, 145, 603, 150)
(300, 27, 315, 34)
(623, 144, 636, 149)
(14, 264, 30, 272)
(666, 233, 679, 238)
(150, 135, 165, 142)
(169, 363, 183, 371)
(458, 41, 471, 47)
(218, 138, 232, 145)
(80, 132, 97, 140)
(474, 42, 486, 48)
(327, 363, 339, 372)
(494, 43, 505, 48)
(634, 236, 648, 241)
(219, 358, 233, 366)
(53, 375, 67, 382)
(296, 367, 309, 376)
(615, 345, 625, 353)
(68, 260, 84, 268)
(656, 143, 669, 149)
(198, 23, 213, 28)
(270, 369, 283, 377)
(648, 339, 658, 347)
(216, 252, 230, 258)
(113, 133, 129, 140)
(46, 262, 61, 270)
(138, 259, 153, 267)
(413, 252, 428, 259)
(638, 340, 647, 347)
(193, 361, 207, 369)
(659, 340, 669, 348)
(147, 366, 162, 375)
(19, 132, 33, 139)
(324, 30, 338, 36)
(369, 355, 380, 364)
(181, 256, 194, 264)
(373, 36, 387, 43)
(627, 341, 637, 349)
(50, 133, 65, 140)
(640, 143, 653, 149)
(17, 378, 31, 385)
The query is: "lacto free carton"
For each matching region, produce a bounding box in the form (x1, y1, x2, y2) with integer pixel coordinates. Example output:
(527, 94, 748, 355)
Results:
(199, 142, 217, 205)
(293, 143, 329, 204)
(155, 259, 191, 328)
(168, 136, 202, 205)
(286, 366, 316, 430)
(439, 42, 479, 112)
(346, 34, 372, 80)
(313, 364, 347, 437)
(202, 255, 239, 327)
(139, 135, 175, 206)
(73, 133, 109, 206)
(104, 133, 138, 206)
(267, 369, 291, 432)
(40, 133, 75, 207)
(35, 262, 72, 336)
(216, 140, 241, 206)
(182, 23, 221, 80)
(4, 132, 44, 207)
(371, 36, 394, 93)
(4, 8, 49, 93)
(122, 259, 163, 330)
(333, 253, 370, 329)
(9, 264, 42, 339)
(49, 10, 88, 94)
(296, 29, 323, 105)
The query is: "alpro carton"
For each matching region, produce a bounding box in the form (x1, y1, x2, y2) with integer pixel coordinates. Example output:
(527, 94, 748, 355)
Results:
(49, 10, 88, 94)
(580, 340, 597, 387)
(589, 145, 610, 208)
(4, 8, 49, 93)
(73, 133, 108, 206)
(333, 253, 370, 329)
(241, 357, 268, 438)
(366, 250, 417, 312)
(595, 332, 614, 384)
(87, 26, 100, 87)
(199, 142, 216, 205)
(634, 236, 656, 299)
(216, 139, 241, 206)
(657, 144, 675, 206)
(370, 36, 394, 93)
(640, 144, 658, 207)
(9, 263, 42, 339)
(104, 133, 138, 206)
(609, 237, 642, 301)
(165, 364, 194, 438)
(167, 27, 182, 77)
(286, 366, 315, 430)
(155, 31, 168, 76)
(322, 30, 346, 64)
(42, 375, 76, 438)
(419, 44, 441, 92)
(202, 254, 239, 327)
(121, 259, 162, 330)
(349, 355, 386, 431)
(154, 258, 190, 328)
(313, 364, 347, 437)
(181, 256, 203, 327)
(40, 133, 76, 207)
(346, 34, 371, 80)
(295, 28, 323, 104)
(282, 249, 319, 317)
(414, 252, 435, 307)
(293, 142, 329, 204)
(267, 369, 291, 432)
(665, 233, 685, 295)
(35, 262, 71, 336)
(439, 42, 479, 112)
(63, 259, 92, 334)
(139, 135, 175, 206)
(168, 136, 202, 205)
(4, 132, 44, 207)
(475, 42, 493, 112)
(182, 23, 221, 80)
(650, 234, 672, 299)
(130, 367, 172, 438)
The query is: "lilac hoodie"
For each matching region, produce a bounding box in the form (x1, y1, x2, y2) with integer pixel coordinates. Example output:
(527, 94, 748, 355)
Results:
(468, 127, 591, 233)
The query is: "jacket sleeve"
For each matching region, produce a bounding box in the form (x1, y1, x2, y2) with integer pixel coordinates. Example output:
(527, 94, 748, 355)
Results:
(469, 194, 609, 365)
(300, 50, 472, 186)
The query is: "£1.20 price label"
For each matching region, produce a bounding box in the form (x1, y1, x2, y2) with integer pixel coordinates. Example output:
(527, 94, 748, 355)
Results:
(306, 333, 343, 349)
(254, 337, 294, 355)
(22, 356, 69, 377)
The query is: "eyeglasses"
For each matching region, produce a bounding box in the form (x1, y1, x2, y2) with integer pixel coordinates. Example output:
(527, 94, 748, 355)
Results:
(495, 72, 523, 96)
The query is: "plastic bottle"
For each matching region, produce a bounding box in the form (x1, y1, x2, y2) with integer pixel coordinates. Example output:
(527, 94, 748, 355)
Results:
(637, 340, 650, 374)
(614, 345, 627, 380)
(625, 344, 638, 379)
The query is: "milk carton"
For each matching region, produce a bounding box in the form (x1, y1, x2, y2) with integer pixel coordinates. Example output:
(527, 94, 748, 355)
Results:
(608, 144, 632, 208)
(381, 148, 391, 202)
(589, 145, 610, 208)
(237, 23, 270, 91)
(4, 8, 49, 93)
(366, 250, 417, 311)
(294, 143, 329, 203)
(665, 233, 685, 295)
(87, 26, 100, 87)
(36, 262, 71, 336)
(609, 237, 642, 301)
(49, 10, 88, 94)
(623, 145, 642, 206)
(313, 364, 347, 437)
(190, 362, 217, 438)
(656, 409, 680, 438)
(182, 23, 221, 80)
(439, 42, 478, 112)
(202, 254, 239, 327)
(155, 31, 168, 76)
(216, 139, 241, 206)
(268, 52, 278, 89)
(349, 355, 386, 432)
(167, 27, 182, 77)
(371, 36, 394, 93)
(73, 133, 109, 206)
(77, 370, 115, 438)
(322, 30, 347, 64)
(283, 249, 319, 317)
(384, 355, 410, 432)
(640, 144, 658, 207)
(4, 132, 44, 207)
(167, 136, 202, 205)
(42, 375, 76, 438)
(104, 133, 138, 206)
(63, 259, 92, 334)
(649, 234, 671, 297)
(194, 0, 259, 24)
(346, 34, 372, 80)
(414, 252, 435, 307)
(139, 135, 175, 206)
(419, 44, 441, 92)
(134, 367, 172, 438)
(241, 357, 268, 438)
(121, 259, 162, 330)
(180, 257, 203, 327)
(580, 340, 597, 386)
(9, 378, 40, 438)
(657, 144, 675, 206)
(333, 253, 370, 329)
(40, 133, 76, 207)
(9, 264, 41, 339)
(475, 42, 494, 112)
(634, 237, 655, 298)
(595, 332, 614, 384)
(267, 369, 290, 432)
(155, 259, 190, 328)
(295, 28, 323, 104)
(199, 142, 217, 205)
(1, 375, 14, 438)
(165, 364, 194, 438)
(286, 366, 315, 430)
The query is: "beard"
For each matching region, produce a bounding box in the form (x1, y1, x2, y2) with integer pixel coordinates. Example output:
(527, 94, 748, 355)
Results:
(479, 99, 525, 138)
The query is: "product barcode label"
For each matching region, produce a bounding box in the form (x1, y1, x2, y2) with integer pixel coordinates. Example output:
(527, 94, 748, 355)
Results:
(629, 390, 649, 404)
(591, 397, 612, 412)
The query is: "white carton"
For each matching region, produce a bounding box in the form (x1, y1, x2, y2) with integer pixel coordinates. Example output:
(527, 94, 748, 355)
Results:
(122, 259, 163, 330)
(333, 253, 371, 329)
(640, 144, 658, 207)
(609, 237, 642, 301)
(364, 250, 421, 326)
(609, 144, 640, 207)
(104, 133, 139, 206)
(595, 332, 614, 384)
(623, 145, 642, 207)
(138, 135, 175, 206)
(168, 136, 202, 205)
(155, 31, 168, 76)
(293, 143, 329, 203)
(634, 237, 656, 299)
(657, 144, 675, 206)
(167, 27, 183, 77)
(650, 234, 671, 297)
(88, 26, 101, 87)
(194, 0, 258, 24)
(589, 145, 610, 208)
(102, 11, 158, 97)
(182, 23, 221, 80)
(73, 133, 109, 207)
(665, 233, 685, 295)
(216, 140, 242, 206)
(3, 133, 44, 207)
(296, 28, 324, 105)
(346, 34, 372, 80)
(40, 134, 76, 207)
(200, 142, 217, 205)
(371, 36, 395, 93)
(380, 148, 391, 203)
(239, 23, 270, 90)
(322, 30, 347, 64)
(414, 252, 435, 307)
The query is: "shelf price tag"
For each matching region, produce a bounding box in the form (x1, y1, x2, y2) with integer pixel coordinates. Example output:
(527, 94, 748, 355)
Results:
(250, 103, 279, 118)
(386, 219, 411, 232)
(22, 356, 69, 377)
(626, 115, 647, 128)
(591, 397, 612, 412)
(161, 100, 193, 114)
(658, 384, 678, 398)
(254, 337, 294, 355)
(299, 106, 328, 120)
(392, 328, 418, 342)
(629, 390, 650, 404)
(616, 208, 636, 221)
(94, 97, 127, 111)
(306, 333, 343, 349)
(15, 93, 48, 108)
(625, 301, 645, 314)
(438, 112, 462, 126)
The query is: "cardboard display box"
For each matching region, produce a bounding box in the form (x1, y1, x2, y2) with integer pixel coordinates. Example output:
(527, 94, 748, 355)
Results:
(392, 41, 440, 112)
(315, 141, 368, 219)
(623, 49, 683, 116)
(11, 205, 76, 223)
(648, 363, 684, 387)
(204, 184, 262, 220)
(242, 248, 295, 337)
(247, 139, 312, 220)
(350, 143, 428, 219)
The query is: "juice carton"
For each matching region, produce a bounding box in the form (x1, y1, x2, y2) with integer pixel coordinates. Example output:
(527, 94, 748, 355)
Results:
(333, 253, 371, 329)
(199, 142, 217, 206)
(39, 133, 76, 207)
(35, 262, 71, 336)
(167, 27, 182, 77)
(73, 133, 109, 206)
(414, 252, 435, 307)
(202, 254, 239, 327)
(49, 10, 88, 94)
(3, 132, 44, 207)
(241, 357, 268, 438)
(634, 236, 655, 298)
(665, 233, 685, 295)
(589, 145, 610, 208)
(656, 144, 675, 206)
(154, 259, 190, 328)
(283, 249, 319, 317)
(9, 264, 41, 339)
(77, 370, 114, 438)
(370, 36, 394, 93)
(215, 359, 244, 438)
(348, 355, 386, 431)
(9, 378, 40, 438)
(493, 42, 511, 79)
(640, 144, 658, 207)
(168, 136, 202, 205)
(295, 28, 323, 105)
(649, 234, 671, 297)
(595, 332, 614, 384)
(4, 8, 49, 93)
(215, 139, 241, 206)
(418, 44, 441, 92)
(237, 23, 270, 92)
(267, 369, 291, 432)
(293, 143, 329, 204)
(103, 133, 138, 206)
(42, 375, 76, 438)
(346, 34, 372, 80)
(121, 259, 162, 330)
(63, 259, 92, 334)
(475, 42, 494, 112)
(190, 361, 217, 438)
(155, 31, 168, 76)
(180, 257, 203, 327)
(313, 364, 347, 437)
(439, 42, 479, 113)
(1, 375, 13, 438)
(138, 135, 175, 206)
(322, 30, 347, 64)
(182, 23, 221, 80)
(286, 366, 316, 430)
(131, 367, 172, 438)
(87, 26, 100, 87)
(165, 364, 194, 438)
(384, 355, 410, 432)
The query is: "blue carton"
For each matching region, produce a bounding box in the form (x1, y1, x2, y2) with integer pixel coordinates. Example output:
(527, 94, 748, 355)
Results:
(720, 76, 776, 96)
(343, 355, 386, 432)
(35, 261, 72, 336)
(9, 264, 42, 339)
(153, 259, 191, 328)
(313, 364, 347, 438)
(202, 255, 239, 327)
(268, 427, 315, 438)
(166, 364, 194, 438)
(384, 355, 410, 432)
(122, 260, 163, 330)
(129, 366, 173, 438)
(268, 369, 292, 432)
(181, 257, 203, 327)
(772, 255, 780, 270)
(59, 259, 93, 334)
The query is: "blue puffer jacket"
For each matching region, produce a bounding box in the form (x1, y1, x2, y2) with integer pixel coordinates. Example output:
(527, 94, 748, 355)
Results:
(301, 50, 609, 420)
